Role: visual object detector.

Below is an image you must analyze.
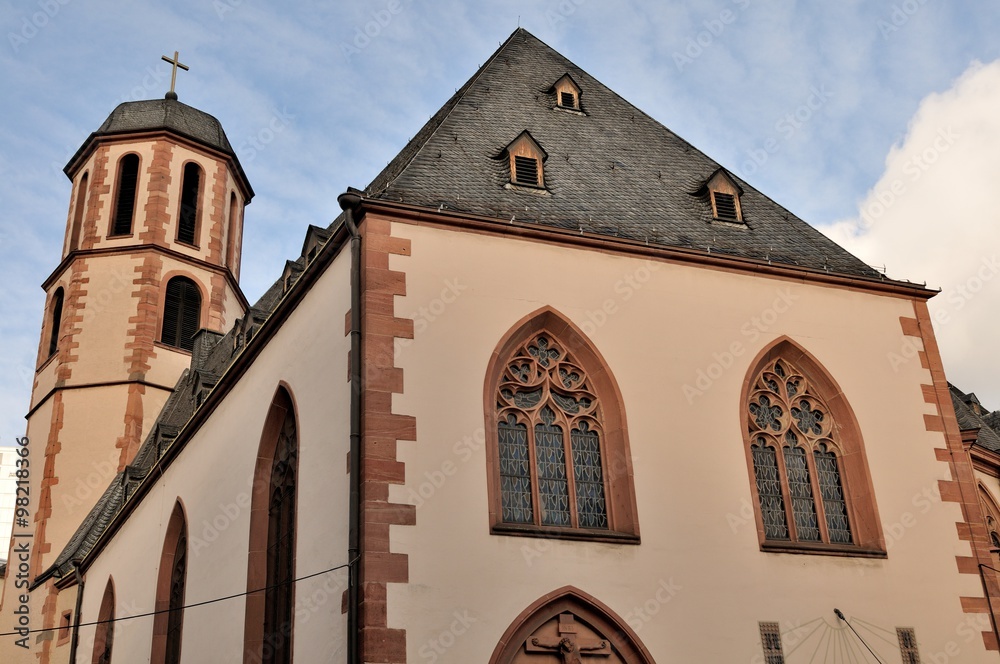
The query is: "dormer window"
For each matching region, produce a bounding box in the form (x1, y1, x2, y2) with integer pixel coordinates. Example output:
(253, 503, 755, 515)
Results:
(707, 169, 744, 223)
(553, 74, 582, 111)
(506, 131, 547, 189)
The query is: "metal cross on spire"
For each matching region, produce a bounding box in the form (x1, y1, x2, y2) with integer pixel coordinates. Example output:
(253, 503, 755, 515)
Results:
(161, 51, 189, 100)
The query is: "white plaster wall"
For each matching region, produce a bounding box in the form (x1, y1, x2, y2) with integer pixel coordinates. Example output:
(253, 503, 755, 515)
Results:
(388, 222, 985, 663)
(75, 247, 352, 663)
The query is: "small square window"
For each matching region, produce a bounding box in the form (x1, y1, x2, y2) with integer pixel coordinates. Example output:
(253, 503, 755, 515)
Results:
(58, 610, 72, 644)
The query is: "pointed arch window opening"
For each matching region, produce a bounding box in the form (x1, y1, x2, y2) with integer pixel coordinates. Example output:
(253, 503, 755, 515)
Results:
(263, 408, 297, 664)
(748, 357, 853, 545)
(92, 580, 115, 664)
(164, 527, 186, 664)
(497, 332, 609, 531)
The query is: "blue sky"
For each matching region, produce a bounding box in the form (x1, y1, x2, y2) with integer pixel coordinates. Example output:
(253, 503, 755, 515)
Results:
(2, 0, 999, 439)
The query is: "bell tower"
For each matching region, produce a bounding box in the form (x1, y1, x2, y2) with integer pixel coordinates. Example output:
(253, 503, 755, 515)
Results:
(0, 59, 253, 660)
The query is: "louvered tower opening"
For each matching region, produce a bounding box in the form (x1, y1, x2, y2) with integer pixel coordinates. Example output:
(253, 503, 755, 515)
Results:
(178, 163, 201, 245)
(161, 277, 201, 352)
(713, 192, 739, 221)
(112, 154, 139, 236)
(514, 156, 540, 186)
(48, 288, 64, 358)
(560, 91, 576, 108)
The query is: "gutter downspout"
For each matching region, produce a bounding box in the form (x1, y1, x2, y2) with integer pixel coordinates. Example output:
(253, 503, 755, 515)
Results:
(339, 190, 363, 664)
(68, 560, 84, 664)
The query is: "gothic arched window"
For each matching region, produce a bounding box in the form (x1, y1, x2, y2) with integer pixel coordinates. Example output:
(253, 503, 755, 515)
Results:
(161, 277, 201, 352)
(244, 387, 298, 663)
(743, 340, 884, 555)
(486, 308, 639, 541)
(177, 162, 201, 246)
(92, 579, 115, 664)
(111, 154, 140, 236)
(151, 502, 187, 664)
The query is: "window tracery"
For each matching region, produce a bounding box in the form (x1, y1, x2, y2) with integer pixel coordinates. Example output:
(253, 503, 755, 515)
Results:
(748, 357, 852, 545)
(496, 332, 608, 530)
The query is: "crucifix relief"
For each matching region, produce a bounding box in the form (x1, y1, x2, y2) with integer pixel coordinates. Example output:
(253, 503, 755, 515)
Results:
(524, 613, 611, 663)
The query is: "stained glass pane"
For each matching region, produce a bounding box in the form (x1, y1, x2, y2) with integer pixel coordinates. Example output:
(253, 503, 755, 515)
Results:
(498, 415, 533, 524)
(535, 408, 571, 527)
(783, 444, 820, 541)
(571, 423, 607, 529)
(815, 446, 852, 544)
(752, 442, 788, 540)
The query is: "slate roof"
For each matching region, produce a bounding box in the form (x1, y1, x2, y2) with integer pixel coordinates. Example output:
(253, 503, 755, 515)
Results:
(95, 98, 235, 154)
(367, 28, 882, 279)
(950, 384, 1000, 452)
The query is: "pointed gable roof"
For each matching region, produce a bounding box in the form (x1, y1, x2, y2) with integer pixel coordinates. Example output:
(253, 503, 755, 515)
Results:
(366, 28, 880, 279)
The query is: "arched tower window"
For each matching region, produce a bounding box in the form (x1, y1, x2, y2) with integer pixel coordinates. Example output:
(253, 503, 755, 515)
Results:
(244, 388, 297, 663)
(111, 154, 140, 236)
(48, 288, 64, 358)
(70, 172, 89, 252)
(177, 163, 201, 245)
(742, 339, 884, 555)
(151, 502, 187, 664)
(91, 578, 115, 664)
(161, 277, 201, 352)
(485, 307, 638, 541)
(226, 192, 241, 270)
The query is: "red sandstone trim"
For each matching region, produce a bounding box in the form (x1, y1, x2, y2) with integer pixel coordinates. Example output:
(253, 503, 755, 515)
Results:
(356, 215, 415, 663)
(902, 307, 1000, 650)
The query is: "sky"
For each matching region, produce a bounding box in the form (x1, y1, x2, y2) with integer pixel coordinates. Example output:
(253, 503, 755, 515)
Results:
(1, 0, 999, 440)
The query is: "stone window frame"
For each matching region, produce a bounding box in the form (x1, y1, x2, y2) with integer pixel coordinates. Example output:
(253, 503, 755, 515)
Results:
(151, 500, 187, 664)
(243, 385, 299, 664)
(741, 337, 886, 557)
(484, 307, 639, 544)
(91, 578, 115, 664)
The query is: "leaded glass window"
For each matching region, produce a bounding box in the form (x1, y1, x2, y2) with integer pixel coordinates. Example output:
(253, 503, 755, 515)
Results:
(496, 332, 608, 530)
(264, 411, 296, 664)
(747, 358, 853, 545)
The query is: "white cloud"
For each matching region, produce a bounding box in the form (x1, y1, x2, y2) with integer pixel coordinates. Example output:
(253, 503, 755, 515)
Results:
(824, 60, 1000, 408)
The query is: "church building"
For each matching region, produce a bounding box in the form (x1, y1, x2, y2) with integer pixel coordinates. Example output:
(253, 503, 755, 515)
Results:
(3, 28, 1000, 663)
